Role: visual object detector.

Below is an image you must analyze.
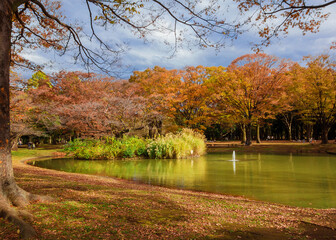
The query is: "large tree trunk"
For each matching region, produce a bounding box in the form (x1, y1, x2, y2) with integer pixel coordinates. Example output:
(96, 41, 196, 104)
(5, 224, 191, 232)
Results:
(321, 124, 329, 144)
(240, 124, 246, 144)
(0, 2, 49, 238)
(246, 123, 252, 145)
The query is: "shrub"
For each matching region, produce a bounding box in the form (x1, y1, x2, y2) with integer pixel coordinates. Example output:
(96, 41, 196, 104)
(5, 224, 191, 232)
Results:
(120, 136, 147, 158)
(64, 129, 206, 160)
(64, 136, 148, 160)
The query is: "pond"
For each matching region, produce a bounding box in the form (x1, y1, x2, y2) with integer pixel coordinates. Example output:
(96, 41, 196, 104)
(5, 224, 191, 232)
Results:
(29, 152, 336, 208)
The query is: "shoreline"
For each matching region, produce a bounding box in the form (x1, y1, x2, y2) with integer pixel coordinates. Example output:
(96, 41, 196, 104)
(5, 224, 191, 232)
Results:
(206, 141, 336, 154)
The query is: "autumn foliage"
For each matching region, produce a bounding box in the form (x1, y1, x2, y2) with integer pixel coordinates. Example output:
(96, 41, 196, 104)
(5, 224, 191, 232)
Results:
(11, 53, 336, 145)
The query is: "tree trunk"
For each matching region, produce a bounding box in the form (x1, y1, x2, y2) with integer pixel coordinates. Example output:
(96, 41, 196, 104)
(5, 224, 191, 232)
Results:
(11, 136, 19, 150)
(281, 113, 293, 141)
(306, 124, 312, 142)
(148, 121, 154, 138)
(288, 125, 292, 141)
(246, 123, 252, 145)
(156, 120, 162, 136)
(0, 2, 49, 238)
(321, 124, 329, 144)
(240, 124, 246, 144)
(256, 124, 261, 143)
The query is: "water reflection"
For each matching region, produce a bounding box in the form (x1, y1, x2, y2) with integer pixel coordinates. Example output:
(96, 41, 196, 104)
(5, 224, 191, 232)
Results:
(31, 152, 336, 208)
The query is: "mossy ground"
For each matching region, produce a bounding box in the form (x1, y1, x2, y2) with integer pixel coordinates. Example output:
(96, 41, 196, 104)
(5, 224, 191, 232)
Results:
(2, 145, 336, 239)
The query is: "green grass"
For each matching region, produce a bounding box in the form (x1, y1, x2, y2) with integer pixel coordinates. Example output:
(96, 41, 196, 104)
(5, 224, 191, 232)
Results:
(11, 147, 62, 163)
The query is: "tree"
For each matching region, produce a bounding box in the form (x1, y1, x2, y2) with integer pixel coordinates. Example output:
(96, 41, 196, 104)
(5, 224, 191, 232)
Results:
(130, 66, 214, 133)
(276, 63, 306, 141)
(2, 1, 234, 236)
(103, 80, 149, 138)
(130, 66, 182, 134)
(208, 54, 289, 145)
(292, 54, 336, 144)
(10, 82, 46, 149)
(235, 0, 335, 47)
(167, 66, 213, 131)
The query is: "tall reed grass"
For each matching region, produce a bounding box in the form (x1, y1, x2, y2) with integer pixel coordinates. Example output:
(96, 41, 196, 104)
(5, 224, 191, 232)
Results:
(147, 129, 206, 159)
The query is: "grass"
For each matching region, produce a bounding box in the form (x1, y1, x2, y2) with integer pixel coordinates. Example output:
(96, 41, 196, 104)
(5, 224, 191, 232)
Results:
(146, 128, 206, 159)
(11, 147, 63, 163)
(2, 145, 336, 239)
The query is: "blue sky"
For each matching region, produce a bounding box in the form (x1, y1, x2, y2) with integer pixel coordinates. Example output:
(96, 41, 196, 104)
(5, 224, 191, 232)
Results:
(17, 0, 336, 80)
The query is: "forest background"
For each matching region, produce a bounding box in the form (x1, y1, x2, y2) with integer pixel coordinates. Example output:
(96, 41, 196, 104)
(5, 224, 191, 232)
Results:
(11, 52, 336, 147)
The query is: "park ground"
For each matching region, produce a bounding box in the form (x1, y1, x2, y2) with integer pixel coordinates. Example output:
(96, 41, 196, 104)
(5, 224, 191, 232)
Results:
(1, 142, 336, 239)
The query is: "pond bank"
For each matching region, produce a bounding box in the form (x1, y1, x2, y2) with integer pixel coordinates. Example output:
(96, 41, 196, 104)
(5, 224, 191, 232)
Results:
(3, 147, 336, 239)
(207, 141, 336, 154)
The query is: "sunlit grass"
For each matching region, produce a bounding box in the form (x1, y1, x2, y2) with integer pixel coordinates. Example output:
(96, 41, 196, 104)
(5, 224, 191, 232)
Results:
(11, 147, 62, 163)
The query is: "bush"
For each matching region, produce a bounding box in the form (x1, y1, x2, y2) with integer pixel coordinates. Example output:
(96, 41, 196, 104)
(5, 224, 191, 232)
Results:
(64, 137, 148, 160)
(120, 136, 147, 158)
(64, 129, 206, 160)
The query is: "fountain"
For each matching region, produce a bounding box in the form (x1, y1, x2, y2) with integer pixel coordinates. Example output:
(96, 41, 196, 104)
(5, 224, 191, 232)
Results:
(232, 151, 237, 174)
(227, 151, 238, 174)
(228, 151, 238, 162)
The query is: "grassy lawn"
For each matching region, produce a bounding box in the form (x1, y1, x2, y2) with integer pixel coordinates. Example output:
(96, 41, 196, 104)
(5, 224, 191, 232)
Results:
(11, 147, 63, 163)
(1, 145, 335, 239)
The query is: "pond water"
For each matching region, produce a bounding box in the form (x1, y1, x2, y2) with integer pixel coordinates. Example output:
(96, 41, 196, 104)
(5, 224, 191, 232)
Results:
(30, 152, 336, 208)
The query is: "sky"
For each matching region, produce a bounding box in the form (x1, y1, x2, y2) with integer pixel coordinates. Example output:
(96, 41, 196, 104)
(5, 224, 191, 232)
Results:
(17, 0, 336, 80)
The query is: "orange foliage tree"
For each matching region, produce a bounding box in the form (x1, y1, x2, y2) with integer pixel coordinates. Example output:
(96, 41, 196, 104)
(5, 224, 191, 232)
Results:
(290, 54, 336, 144)
(208, 53, 289, 145)
(130, 66, 214, 133)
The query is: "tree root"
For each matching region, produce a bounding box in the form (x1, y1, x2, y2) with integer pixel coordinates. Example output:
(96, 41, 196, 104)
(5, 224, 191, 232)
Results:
(0, 181, 54, 239)
(4, 181, 53, 207)
(0, 198, 36, 239)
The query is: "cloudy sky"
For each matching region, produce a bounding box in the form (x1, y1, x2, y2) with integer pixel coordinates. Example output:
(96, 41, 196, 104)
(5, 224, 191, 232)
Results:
(17, 0, 336, 80)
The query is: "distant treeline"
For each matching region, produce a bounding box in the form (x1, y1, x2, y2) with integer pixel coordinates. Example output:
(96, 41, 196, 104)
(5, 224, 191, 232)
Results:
(10, 53, 336, 146)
